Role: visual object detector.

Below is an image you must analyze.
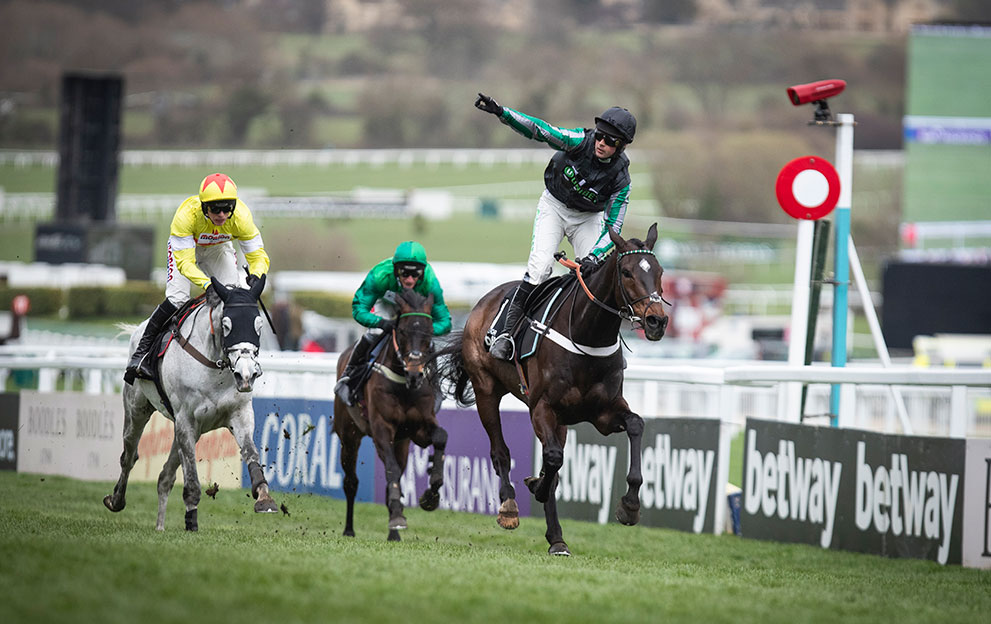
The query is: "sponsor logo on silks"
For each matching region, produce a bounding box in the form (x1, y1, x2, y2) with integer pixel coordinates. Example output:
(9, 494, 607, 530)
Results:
(745, 429, 842, 548)
(0, 429, 14, 462)
(197, 231, 233, 245)
(398, 445, 513, 515)
(562, 165, 600, 202)
(854, 441, 960, 565)
(556, 441, 617, 524)
(641, 434, 715, 533)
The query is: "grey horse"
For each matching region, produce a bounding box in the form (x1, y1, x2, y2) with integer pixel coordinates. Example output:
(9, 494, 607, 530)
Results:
(104, 276, 278, 530)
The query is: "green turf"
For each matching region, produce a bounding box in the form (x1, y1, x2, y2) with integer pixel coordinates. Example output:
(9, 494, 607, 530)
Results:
(0, 472, 987, 624)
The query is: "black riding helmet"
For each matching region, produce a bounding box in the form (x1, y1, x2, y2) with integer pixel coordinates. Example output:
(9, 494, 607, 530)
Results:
(594, 106, 637, 146)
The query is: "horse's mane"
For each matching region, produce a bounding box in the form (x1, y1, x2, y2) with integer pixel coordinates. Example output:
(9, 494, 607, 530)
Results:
(398, 287, 429, 310)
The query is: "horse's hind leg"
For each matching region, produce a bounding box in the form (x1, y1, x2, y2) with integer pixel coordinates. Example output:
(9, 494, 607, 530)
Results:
(155, 442, 181, 531)
(418, 425, 447, 512)
(337, 424, 362, 538)
(104, 385, 155, 513)
(476, 390, 518, 529)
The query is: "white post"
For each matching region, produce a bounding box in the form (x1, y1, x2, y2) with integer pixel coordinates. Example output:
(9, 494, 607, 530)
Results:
(783, 220, 815, 422)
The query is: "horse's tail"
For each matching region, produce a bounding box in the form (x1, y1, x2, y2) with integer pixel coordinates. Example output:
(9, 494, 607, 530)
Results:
(115, 322, 139, 339)
(432, 331, 476, 407)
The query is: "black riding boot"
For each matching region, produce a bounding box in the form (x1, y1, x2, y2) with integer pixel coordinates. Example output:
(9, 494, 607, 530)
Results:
(124, 299, 178, 385)
(335, 332, 378, 407)
(488, 281, 534, 361)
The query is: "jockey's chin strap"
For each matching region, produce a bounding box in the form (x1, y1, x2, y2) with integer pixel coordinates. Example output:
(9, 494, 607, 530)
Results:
(556, 250, 669, 330)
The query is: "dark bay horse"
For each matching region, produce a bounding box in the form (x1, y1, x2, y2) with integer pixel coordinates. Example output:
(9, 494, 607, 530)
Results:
(437, 224, 668, 555)
(334, 288, 447, 541)
(105, 276, 278, 531)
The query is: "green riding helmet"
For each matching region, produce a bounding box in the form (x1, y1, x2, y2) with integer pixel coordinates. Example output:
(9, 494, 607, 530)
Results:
(393, 240, 427, 283)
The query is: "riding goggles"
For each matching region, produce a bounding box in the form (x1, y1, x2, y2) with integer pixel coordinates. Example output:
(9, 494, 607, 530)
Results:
(398, 266, 424, 279)
(205, 200, 235, 215)
(593, 131, 624, 148)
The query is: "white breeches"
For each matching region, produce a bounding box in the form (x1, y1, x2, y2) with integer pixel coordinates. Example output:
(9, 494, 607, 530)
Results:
(165, 242, 244, 306)
(525, 190, 605, 284)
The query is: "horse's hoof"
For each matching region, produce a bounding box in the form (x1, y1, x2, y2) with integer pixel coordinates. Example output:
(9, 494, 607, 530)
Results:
(254, 498, 279, 513)
(387, 529, 401, 542)
(548, 542, 571, 556)
(497, 499, 519, 530)
(184, 509, 198, 532)
(103, 495, 125, 512)
(419, 488, 440, 512)
(343, 529, 355, 538)
(615, 501, 640, 526)
(389, 515, 407, 531)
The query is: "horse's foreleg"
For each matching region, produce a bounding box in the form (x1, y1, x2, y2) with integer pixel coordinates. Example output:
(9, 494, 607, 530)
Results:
(615, 411, 645, 526)
(338, 428, 361, 537)
(174, 421, 201, 531)
(230, 409, 278, 513)
(543, 491, 570, 556)
(418, 425, 447, 512)
(476, 391, 518, 529)
(104, 391, 154, 513)
(525, 406, 565, 504)
(155, 443, 182, 531)
(370, 419, 406, 538)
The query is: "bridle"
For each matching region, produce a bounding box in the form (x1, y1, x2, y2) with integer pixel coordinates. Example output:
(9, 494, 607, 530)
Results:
(374, 311, 434, 387)
(562, 249, 670, 331)
(174, 299, 260, 372)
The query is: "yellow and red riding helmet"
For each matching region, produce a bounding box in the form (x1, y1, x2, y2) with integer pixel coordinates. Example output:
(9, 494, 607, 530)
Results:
(198, 173, 238, 212)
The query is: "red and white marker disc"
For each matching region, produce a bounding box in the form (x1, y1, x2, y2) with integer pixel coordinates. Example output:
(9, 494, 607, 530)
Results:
(775, 156, 840, 220)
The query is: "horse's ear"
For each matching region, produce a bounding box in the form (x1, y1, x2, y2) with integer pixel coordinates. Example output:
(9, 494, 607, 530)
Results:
(645, 223, 658, 249)
(211, 276, 230, 302)
(249, 273, 266, 300)
(608, 226, 624, 247)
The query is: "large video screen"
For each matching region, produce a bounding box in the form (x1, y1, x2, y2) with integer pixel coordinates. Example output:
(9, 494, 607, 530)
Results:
(903, 25, 991, 228)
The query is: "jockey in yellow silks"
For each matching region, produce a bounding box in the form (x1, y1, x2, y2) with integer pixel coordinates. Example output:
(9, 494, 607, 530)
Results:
(124, 173, 270, 384)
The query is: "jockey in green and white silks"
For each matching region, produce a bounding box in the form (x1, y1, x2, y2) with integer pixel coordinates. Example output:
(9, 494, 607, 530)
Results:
(335, 241, 452, 406)
(474, 93, 637, 360)
(498, 107, 632, 284)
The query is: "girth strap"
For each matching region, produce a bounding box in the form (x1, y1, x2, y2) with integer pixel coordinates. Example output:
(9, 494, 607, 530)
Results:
(528, 320, 621, 357)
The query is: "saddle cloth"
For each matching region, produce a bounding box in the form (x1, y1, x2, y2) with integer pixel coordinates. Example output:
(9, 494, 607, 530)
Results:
(486, 274, 575, 363)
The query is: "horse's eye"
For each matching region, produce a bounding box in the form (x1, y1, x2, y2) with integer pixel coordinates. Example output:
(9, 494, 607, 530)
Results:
(254, 316, 263, 336)
(621, 269, 633, 278)
(222, 316, 232, 337)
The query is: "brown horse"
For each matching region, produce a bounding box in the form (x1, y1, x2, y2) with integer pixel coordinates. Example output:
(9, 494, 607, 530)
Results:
(333, 288, 447, 541)
(436, 224, 668, 555)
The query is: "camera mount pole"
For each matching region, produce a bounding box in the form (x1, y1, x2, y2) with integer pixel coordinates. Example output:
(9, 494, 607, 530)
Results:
(829, 113, 854, 427)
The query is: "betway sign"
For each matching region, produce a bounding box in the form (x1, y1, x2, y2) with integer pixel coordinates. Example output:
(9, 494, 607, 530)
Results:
(548, 418, 722, 534)
(743, 418, 965, 565)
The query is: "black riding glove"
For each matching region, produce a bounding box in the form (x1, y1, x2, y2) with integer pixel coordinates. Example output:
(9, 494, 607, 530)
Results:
(246, 273, 262, 288)
(475, 93, 503, 116)
(579, 254, 603, 274)
(378, 319, 395, 334)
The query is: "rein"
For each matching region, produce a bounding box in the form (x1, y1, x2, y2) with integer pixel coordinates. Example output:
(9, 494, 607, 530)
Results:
(174, 303, 226, 369)
(553, 248, 669, 356)
(557, 249, 668, 327)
